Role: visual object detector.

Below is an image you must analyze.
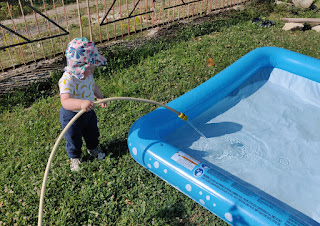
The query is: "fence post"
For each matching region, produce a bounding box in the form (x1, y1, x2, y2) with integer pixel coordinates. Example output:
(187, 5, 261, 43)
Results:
(52, 0, 65, 53)
(103, 0, 110, 41)
(41, 0, 56, 56)
(61, 0, 71, 43)
(6, 1, 27, 66)
(29, 0, 46, 60)
(1, 27, 15, 69)
(86, 0, 93, 41)
(95, 0, 102, 43)
(18, 0, 36, 63)
(76, 0, 83, 37)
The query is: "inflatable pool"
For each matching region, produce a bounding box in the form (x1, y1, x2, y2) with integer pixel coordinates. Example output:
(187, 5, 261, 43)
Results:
(127, 47, 320, 225)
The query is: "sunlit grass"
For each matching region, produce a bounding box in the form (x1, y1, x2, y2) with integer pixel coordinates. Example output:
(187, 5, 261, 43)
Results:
(1, 2, 320, 225)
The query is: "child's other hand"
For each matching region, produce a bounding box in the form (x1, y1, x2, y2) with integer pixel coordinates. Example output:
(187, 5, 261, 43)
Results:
(99, 102, 107, 108)
(81, 100, 94, 112)
(96, 98, 107, 109)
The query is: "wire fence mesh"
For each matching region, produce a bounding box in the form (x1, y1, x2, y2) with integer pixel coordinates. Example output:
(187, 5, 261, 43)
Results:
(0, 0, 248, 71)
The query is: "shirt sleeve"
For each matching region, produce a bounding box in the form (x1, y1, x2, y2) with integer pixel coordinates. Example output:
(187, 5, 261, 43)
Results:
(59, 74, 74, 95)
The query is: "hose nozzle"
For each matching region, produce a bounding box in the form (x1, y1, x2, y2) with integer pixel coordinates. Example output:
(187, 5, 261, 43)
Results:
(178, 113, 188, 121)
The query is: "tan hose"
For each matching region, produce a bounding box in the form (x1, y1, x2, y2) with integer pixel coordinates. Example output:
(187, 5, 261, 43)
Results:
(38, 97, 188, 226)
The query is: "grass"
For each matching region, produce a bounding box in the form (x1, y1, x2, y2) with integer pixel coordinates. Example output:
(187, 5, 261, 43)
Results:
(1, 1, 320, 225)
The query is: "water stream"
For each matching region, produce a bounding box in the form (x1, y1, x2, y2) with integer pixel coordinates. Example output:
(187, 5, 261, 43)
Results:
(187, 121, 208, 139)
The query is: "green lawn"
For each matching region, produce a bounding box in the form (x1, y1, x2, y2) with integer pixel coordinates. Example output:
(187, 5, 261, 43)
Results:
(1, 1, 320, 225)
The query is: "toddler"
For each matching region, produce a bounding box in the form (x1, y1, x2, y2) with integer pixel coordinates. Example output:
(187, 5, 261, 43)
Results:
(59, 37, 107, 171)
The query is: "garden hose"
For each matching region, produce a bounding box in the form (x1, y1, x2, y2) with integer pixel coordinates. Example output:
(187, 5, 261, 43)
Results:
(38, 97, 188, 226)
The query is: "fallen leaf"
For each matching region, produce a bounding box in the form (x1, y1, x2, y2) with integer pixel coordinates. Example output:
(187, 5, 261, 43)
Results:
(196, 37, 202, 42)
(125, 199, 134, 205)
(0, 201, 3, 207)
(207, 58, 214, 67)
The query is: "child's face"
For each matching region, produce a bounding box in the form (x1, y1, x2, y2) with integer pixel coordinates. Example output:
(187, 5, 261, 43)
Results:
(83, 64, 95, 79)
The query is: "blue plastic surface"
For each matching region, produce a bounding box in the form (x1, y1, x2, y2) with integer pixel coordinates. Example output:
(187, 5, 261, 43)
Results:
(127, 47, 320, 226)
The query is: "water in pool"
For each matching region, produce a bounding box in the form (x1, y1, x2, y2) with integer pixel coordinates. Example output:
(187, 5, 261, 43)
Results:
(164, 68, 320, 222)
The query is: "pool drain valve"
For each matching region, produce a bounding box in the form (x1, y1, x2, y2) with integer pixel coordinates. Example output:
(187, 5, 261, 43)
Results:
(178, 112, 188, 121)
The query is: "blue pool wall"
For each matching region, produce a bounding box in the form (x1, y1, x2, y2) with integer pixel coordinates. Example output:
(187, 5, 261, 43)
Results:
(127, 47, 320, 225)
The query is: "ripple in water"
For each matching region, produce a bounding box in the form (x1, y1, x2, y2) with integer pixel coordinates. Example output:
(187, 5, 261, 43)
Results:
(272, 156, 295, 172)
(192, 131, 269, 168)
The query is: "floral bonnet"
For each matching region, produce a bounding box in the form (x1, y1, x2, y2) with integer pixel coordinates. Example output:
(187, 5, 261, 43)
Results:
(64, 37, 107, 79)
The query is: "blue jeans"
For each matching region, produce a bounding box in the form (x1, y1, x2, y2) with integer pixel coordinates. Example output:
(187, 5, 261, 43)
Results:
(60, 107, 100, 158)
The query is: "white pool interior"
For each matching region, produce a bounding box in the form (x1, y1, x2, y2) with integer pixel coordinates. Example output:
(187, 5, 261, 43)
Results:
(164, 68, 320, 222)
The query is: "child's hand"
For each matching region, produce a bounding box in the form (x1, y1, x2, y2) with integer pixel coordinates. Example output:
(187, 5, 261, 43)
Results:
(96, 98, 107, 108)
(99, 102, 108, 108)
(94, 85, 107, 109)
(81, 100, 94, 112)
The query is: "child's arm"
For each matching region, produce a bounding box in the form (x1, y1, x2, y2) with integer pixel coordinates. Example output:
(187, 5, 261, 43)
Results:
(60, 93, 94, 112)
(94, 84, 107, 108)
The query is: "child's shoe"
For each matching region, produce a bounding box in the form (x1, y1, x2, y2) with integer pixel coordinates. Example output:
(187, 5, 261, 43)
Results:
(70, 158, 81, 171)
(88, 147, 105, 160)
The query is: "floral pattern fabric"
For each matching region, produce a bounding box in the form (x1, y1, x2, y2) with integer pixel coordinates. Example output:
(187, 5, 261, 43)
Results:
(64, 37, 107, 80)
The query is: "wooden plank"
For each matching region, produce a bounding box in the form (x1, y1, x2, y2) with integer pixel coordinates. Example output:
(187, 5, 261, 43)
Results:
(280, 18, 320, 25)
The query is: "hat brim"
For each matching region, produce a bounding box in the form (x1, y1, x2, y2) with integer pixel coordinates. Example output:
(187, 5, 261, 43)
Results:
(93, 54, 107, 66)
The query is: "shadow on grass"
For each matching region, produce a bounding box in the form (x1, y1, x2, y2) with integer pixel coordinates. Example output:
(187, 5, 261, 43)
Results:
(82, 137, 129, 162)
(153, 201, 221, 225)
(0, 76, 60, 113)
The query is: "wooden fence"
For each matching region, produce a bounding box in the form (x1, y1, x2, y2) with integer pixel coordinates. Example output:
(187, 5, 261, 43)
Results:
(0, 0, 248, 71)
